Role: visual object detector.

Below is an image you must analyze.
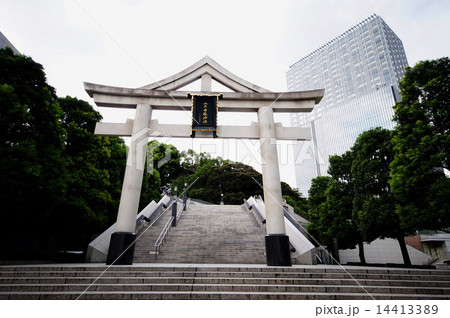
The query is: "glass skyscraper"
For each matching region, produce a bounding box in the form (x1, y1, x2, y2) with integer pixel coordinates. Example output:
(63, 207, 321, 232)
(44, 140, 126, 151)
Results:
(0, 31, 19, 54)
(287, 14, 408, 195)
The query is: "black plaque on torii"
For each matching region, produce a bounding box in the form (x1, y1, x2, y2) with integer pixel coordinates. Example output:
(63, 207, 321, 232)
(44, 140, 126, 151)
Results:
(187, 93, 223, 138)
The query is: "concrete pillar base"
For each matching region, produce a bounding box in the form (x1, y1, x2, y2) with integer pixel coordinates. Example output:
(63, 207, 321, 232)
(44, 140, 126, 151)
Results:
(265, 234, 292, 266)
(106, 232, 136, 265)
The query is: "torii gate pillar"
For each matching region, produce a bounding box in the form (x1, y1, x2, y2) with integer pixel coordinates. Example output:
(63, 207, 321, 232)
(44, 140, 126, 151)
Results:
(258, 106, 291, 266)
(106, 104, 152, 265)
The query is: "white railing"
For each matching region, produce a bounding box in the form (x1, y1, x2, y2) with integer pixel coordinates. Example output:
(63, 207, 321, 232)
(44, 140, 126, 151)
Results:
(153, 216, 174, 259)
(152, 198, 187, 259)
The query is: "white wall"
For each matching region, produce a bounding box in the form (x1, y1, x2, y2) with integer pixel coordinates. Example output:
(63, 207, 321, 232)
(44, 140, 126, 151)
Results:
(339, 238, 435, 266)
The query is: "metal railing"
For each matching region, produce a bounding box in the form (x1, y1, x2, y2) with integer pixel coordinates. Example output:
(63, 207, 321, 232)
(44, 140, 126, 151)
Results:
(154, 216, 174, 259)
(176, 199, 187, 220)
(152, 198, 187, 259)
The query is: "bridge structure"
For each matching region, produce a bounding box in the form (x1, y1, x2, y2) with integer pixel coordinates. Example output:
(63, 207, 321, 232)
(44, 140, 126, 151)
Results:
(84, 56, 324, 266)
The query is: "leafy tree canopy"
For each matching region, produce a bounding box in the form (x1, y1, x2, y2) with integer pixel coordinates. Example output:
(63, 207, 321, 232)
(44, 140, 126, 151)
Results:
(169, 149, 304, 208)
(0, 47, 66, 237)
(56, 96, 127, 240)
(390, 57, 450, 232)
(0, 48, 127, 256)
(352, 127, 411, 264)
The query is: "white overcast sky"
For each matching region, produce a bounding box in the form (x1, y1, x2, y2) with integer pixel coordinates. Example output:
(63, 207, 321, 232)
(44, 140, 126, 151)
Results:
(1, 0, 449, 191)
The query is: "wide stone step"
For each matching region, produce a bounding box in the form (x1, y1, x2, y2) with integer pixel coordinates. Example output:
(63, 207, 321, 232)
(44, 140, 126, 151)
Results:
(2, 282, 449, 295)
(1, 269, 449, 282)
(1, 265, 448, 274)
(1, 270, 449, 280)
(7, 277, 450, 288)
(2, 290, 449, 300)
(1, 265, 449, 300)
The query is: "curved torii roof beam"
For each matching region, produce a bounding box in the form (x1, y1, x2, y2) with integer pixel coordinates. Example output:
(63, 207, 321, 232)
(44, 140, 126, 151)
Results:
(139, 56, 271, 93)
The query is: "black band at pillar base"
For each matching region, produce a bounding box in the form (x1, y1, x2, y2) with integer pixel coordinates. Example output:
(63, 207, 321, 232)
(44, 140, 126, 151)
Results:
(265, 234, 292, 266)
(106, 232, 136, 265)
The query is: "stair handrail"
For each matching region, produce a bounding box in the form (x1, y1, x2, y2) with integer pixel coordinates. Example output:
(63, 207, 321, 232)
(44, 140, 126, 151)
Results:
(243, 199, 266, 224)
(153, 197, 186, 259)
(176, 198, 187, 220)
(282, 208, 308, 253)
(151, 200, 173, 226)
(136, 197, 175, 235)
(136, 200, 168, 227)
(283, 208, 303, 232)
(154, 216, 174, 259)
(135, 201, 169, 234)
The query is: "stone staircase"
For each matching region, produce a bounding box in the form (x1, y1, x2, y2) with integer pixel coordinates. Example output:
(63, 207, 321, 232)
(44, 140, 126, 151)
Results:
(134, 203, 267, 264)
(1, 264, 449, 300)
(133, 203, 175, 260)
(4, 202, 448, 300)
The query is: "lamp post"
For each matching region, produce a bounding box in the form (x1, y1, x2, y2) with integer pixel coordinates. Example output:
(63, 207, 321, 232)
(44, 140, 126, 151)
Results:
(183, 182, 187, 211)
(220, 193, 224, 205)
(172, 186, 178, 226)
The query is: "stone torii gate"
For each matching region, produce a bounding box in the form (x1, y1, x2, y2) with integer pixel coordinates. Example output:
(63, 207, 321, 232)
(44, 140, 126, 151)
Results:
(84, 56, 323, 266)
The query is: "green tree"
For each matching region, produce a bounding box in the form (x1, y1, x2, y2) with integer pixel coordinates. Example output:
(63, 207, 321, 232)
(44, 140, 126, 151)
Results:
(329, 151, 366, 264)
(179, 149, 197, 172)
(307, 176, 333, 244)
(208, 162, 263, 204)
(308, 176, 333, 211)
(136, 140, 183, 208)
(174, 159, 262, 205)
(352, 128, 411, 265)
(102, 137, 128, 224)
(174, 154, 217, 200)
(146, 140, 181, 187)
(172, 149, 301, 206)
(0, 47, 66, 250)
(0, 48, 128, 257)
(307, 178, 359, 263)
(180, 149, 215, 171)
(139, 168, 162, 210)
(307, 152, 367, 264)
(390, 57, 450, 232)
(282, 184, 308, 218)
(55, 96, 127, 250)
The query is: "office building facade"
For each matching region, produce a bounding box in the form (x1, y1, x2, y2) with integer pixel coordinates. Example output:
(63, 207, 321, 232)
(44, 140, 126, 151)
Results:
(287, 14, 408, 195)
(0, 31, 19, 54)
